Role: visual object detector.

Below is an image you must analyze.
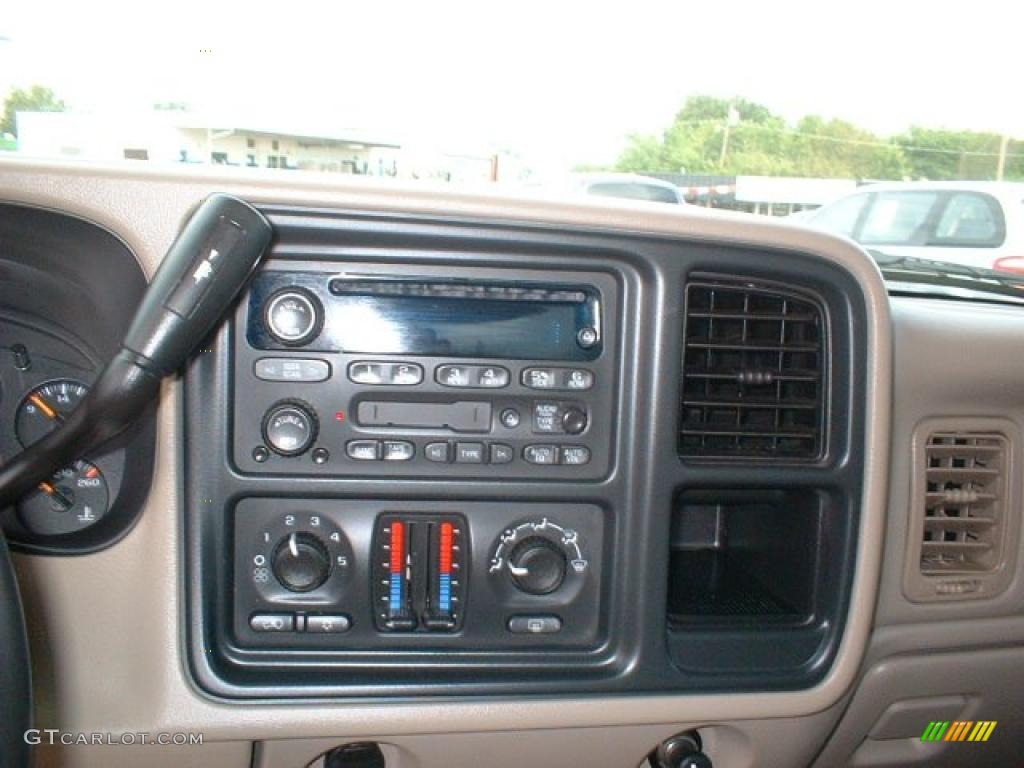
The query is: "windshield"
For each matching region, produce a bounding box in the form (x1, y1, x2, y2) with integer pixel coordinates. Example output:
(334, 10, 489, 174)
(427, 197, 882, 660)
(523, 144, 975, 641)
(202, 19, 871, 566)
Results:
(1, 1, 1020, 272)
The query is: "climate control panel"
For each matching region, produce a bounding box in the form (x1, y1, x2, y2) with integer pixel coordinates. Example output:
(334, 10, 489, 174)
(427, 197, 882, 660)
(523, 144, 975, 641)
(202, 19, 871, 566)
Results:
(232, 499, 604, 651)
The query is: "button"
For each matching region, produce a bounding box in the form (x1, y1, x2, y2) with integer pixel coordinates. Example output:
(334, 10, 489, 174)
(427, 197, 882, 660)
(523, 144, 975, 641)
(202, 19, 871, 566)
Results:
(389, 362, 424, 385)
(346, 440, 381, 460)
(490, 444, 514, 464)
(250, 613, 295, 632)
(265, 289, 321, 345)
(577, 326, 599, 349)
(254, 358, 331, 382)
(524, 445, 558, 465)
(455, 442, 485, 463)
(476, 366, 510, 388)
(382, 440, 415, 461)
(508, 615, 562, 634)
(532, 402, 561, 433)
(560, 446, 591, 465)
(561, 407, 588, 435)
(311, 447, 330, 465)
(523, 368, 558, 389)
(348, 361, 389, 385)
(305, 614, 352, 633)
(436, 364, 472, 387)
(500, 408, 521, 429)
(252, 445, 270, 463)
(425, 442, 451, 463)
(563, 369, 595, 390)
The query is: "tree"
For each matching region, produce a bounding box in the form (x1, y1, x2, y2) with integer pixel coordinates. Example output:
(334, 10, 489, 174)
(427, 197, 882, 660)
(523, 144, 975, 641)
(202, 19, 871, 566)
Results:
(1, 85, 66, 137)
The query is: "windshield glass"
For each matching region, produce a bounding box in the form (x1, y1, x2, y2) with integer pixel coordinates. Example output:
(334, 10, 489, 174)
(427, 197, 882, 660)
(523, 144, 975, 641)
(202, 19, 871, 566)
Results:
(1, 1, 1020, 272)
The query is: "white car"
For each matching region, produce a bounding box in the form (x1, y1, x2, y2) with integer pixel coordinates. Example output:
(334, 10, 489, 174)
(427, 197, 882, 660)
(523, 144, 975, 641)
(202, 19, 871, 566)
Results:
(558, 172, 687, 205)
(802, 181, 1024, 273)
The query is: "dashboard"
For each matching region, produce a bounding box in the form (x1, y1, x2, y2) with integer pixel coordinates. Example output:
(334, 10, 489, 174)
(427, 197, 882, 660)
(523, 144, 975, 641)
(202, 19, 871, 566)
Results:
(1, 158, 1022, 768)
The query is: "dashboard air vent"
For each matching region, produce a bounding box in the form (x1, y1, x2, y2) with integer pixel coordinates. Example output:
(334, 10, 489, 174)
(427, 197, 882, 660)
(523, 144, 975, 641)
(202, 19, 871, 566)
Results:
(679, 280, 825, 460)
(905, 421, 1019, 602)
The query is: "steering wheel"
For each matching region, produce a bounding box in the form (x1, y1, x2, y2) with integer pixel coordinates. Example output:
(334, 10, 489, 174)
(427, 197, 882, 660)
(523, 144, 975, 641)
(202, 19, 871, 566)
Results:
(0, 529, 31, 768)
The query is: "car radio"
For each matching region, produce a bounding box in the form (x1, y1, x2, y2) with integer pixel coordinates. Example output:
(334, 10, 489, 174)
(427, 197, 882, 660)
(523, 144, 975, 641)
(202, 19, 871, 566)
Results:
(231, 263, 619, 480)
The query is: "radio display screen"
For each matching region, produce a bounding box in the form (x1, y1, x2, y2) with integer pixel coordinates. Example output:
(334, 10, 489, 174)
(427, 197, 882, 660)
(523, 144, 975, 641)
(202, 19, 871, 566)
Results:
(248, 276, 603, 361)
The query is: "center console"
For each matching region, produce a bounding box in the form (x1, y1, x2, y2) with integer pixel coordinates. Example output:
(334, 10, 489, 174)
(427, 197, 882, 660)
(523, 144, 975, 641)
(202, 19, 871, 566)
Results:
(185, 205, 869, 698)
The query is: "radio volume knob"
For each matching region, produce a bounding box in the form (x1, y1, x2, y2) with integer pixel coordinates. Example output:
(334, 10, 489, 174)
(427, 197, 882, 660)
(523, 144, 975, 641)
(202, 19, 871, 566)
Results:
(264, 288, 322, 346)
(262, 400, 318, 456)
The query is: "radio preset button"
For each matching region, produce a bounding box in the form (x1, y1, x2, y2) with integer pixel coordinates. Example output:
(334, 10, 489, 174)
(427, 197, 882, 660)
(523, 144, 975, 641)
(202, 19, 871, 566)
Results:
(490, 444, 514, 464)
(265, 288, 322, 346)
(455, 442, 485, 464)
(382, 440, 415, 461)
(254, 357, 331, 382)
(476, 366, 510, 388)
(436, 364, 472, 387)
(560, 446, 591, 465)
(346, 440, 381, 461)
(524, 445, 559, 465)
(389, 363, 424, 385)
(425, 442, 451, 463)
(564, 369, 595, 390)
(523, 368, 558, 389)
(348, 361, 388, 385)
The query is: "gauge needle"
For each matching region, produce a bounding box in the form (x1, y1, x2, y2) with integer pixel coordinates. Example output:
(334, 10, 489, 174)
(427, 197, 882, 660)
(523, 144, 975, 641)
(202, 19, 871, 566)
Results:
(38, 481, 73, 511)
(30, 394, 65, 424)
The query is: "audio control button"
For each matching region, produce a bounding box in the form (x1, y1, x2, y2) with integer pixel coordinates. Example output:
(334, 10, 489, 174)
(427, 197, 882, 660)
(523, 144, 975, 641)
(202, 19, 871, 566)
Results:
(425, 442, 451, 463)
(523, 368, 558, 389)
(254, 357, 331, 382)
(560, 446, 591, 465)
(524, 445, 558, 465)
(508, 615, 562, 635)
(455, 442, 485, 463)
(490, 443, 514, 464)
(346, 440, 381, 460)
(500, 408, 521, 429)
(382, 440, 415, 461)
(436, 364, 472, 387)
(348, 361, 388, 385)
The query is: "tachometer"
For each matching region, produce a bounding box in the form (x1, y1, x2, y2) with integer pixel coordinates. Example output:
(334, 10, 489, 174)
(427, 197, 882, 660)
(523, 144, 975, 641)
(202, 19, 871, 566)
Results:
(15, 379, 89, 447)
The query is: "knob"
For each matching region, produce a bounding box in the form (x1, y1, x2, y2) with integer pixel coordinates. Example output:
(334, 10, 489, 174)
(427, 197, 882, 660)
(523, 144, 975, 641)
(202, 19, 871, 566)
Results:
(653, 732, 711, 768)
(264, 288, 322, 346)
(508, 537, 567, 595)
(561, 406, 588, 435)
(262, 400, 318, 456)
(272, 531, 331, 592)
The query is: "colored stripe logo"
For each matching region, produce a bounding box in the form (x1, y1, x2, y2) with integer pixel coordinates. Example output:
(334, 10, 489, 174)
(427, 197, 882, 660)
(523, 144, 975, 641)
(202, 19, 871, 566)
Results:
(921, 721, 997, 742)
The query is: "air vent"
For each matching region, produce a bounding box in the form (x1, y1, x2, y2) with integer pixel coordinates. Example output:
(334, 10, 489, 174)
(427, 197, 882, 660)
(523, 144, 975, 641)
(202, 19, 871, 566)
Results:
(679, 280, 825, 460)
(905, 420, 1019, 602)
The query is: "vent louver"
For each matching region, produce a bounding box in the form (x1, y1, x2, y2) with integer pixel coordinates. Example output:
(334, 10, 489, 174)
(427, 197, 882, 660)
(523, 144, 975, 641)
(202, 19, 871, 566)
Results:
(679, 280, 825, 460)
(920, 433, 1007, 575)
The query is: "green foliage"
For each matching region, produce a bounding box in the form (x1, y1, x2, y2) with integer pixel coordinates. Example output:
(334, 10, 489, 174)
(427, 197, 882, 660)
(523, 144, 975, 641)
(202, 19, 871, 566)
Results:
(1, 85, 66, 137)
(618, 95, 1020, 180)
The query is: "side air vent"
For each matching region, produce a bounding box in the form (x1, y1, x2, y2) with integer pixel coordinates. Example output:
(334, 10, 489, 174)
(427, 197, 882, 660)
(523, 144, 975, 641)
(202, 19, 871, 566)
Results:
(905, 420, 1020, 602)
(679, 279, 826, 460)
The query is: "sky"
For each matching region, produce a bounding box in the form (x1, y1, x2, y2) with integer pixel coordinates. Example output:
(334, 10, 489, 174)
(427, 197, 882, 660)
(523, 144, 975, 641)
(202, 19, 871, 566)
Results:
(1, 0, 1020, 172)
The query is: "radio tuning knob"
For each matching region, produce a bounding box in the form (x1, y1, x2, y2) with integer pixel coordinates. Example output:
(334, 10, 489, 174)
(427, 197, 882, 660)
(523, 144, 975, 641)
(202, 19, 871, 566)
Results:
(262, 400, 318, 456)
(508, 537, 567, 595)
(272, 531, 331, 592)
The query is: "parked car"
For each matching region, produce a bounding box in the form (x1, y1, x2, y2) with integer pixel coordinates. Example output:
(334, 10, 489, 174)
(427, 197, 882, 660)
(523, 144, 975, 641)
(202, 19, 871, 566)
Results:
(556, 172, 687, 205)
(801, 181, 1024, 273)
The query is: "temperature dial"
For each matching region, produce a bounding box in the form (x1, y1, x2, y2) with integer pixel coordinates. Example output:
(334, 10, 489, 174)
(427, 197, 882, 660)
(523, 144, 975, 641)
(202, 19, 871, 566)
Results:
(508, 537, 566, 595)
(272, 531, 331, 592)
(490, 517, 589, 596)
(17, 460, 109, 535)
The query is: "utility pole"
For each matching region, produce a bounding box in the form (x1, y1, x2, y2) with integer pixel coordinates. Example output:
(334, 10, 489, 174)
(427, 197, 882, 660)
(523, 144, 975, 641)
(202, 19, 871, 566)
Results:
(719, 105, 740, 168)
(996, 134, 1010, 181)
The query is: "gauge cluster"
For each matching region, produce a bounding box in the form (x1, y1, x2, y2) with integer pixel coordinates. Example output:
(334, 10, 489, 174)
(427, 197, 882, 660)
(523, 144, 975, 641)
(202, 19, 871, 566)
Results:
(0, 203, 156, 554)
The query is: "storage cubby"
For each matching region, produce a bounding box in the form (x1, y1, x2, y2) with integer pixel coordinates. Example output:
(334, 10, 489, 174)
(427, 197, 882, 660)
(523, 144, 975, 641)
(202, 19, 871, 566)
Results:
(667, 489, 824, 626)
